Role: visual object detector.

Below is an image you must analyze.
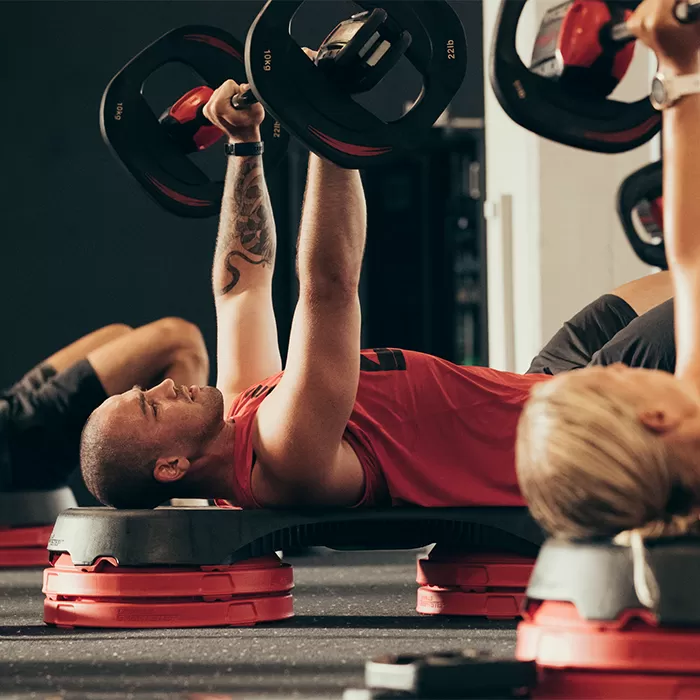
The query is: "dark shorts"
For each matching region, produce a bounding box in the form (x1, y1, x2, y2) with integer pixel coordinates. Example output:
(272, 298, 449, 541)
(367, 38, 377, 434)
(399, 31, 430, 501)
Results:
(526, 295, 676, 376)
(0, 360, 108, 491)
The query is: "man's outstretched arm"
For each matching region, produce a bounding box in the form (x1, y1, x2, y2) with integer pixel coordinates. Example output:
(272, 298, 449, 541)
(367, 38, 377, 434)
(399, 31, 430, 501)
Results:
(629, 0, 700, 384)
(253, 152, 367, 506)
(203, 80, 282, 406)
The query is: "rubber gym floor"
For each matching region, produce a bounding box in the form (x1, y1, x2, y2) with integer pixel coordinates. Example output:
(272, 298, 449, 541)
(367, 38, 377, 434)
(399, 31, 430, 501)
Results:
(0, 548, 515, 698)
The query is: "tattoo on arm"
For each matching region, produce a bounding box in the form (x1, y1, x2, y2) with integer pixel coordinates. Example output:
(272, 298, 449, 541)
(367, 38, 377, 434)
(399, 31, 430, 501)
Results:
(222, 251, 264, 295)
(215, 157, 276, 296)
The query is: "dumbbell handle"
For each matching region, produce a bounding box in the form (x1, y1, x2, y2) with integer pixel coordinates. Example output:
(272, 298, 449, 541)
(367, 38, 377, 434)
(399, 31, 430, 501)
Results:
(231, 89, 259, 111)
(610, 0, 700, 44)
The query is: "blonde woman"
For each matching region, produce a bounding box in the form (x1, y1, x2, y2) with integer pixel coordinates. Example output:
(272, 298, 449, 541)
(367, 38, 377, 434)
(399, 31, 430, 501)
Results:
(517, 0, 700, 547)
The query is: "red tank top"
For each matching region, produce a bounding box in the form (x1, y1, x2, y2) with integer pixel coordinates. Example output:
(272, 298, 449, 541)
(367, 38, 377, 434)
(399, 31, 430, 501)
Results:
(221, 349, 552, 509)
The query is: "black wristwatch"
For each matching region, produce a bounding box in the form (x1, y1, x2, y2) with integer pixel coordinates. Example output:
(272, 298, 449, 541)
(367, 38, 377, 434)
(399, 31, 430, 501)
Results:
(224, 141, 265, 157)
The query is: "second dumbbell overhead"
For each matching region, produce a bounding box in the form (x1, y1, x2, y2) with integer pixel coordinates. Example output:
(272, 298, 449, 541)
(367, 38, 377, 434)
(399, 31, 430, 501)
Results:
(492, 0, 700, 154)
(532, 0, 700, 98)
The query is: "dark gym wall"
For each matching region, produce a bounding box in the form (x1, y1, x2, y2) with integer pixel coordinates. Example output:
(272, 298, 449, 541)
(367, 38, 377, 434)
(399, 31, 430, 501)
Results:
(0, 1, 483, 388)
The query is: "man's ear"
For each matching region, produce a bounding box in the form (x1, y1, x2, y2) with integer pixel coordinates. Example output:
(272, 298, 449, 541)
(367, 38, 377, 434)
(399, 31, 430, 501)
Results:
(153, 457, 191, 484)
(639, 406, 681, 434)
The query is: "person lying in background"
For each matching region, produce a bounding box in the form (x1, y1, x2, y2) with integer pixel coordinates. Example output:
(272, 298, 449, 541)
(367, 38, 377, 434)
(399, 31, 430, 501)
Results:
(1, 318, 208, 493)
(517, 0, 700, 543)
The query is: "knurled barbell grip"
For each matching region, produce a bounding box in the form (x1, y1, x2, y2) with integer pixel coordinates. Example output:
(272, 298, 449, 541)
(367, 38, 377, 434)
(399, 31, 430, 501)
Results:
(230, 89, 259, 110)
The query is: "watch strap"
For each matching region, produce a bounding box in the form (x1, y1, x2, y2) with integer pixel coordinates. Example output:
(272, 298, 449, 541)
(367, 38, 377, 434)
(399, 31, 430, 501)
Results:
(672, 72, 700, 102)
(224, 141, 265, 157)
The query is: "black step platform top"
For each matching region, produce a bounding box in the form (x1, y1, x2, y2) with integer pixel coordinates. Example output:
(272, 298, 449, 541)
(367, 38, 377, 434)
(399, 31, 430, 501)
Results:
(0, 487, 77, 527)
(527, 537, 700, 624)
(48, 507, 543, 566)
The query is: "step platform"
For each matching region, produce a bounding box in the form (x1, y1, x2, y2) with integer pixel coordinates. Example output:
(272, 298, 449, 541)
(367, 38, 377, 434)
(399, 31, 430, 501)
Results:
(516, 537, 700, 698)
(416, 550, 535, 619)
(349, 537, 700, 698)
(0, 487, 76, 568)
(44, 506, 542, 628)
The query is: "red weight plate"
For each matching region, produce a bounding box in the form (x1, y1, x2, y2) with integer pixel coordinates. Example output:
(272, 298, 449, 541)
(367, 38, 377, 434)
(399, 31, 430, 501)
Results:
(43, 553, 293, 598)
(44, 591, 294, 628)
(650, 197, 664, 229)
(557, 0, 610, 69)
(417, 553, 534, 589)
(535, 668, 700, 699)
(517, 600, 700, 673)
(0, 547, 49, 568)
(558, 0, 636, 81)
(417, 585, 525, 620)
(0, 525, 53, 548)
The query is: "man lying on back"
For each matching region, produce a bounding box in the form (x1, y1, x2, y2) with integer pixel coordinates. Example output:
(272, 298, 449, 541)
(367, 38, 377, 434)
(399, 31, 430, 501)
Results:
(80, 71, 678, 510)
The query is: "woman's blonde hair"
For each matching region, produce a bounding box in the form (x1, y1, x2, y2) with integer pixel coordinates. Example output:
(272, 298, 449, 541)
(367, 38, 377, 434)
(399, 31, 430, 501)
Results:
(516, 375, 700, 541)
(517, 373, 700, 608)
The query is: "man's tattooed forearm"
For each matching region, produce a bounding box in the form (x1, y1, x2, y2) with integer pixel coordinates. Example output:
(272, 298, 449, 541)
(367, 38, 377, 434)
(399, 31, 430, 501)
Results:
(221, 251, 265, 295)
(216, 158, 275, 296)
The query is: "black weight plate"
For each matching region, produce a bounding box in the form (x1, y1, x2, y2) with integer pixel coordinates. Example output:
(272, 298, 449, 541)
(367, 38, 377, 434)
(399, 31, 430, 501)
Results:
(244, 1, 467, 168)
(101, 25, 288, 218)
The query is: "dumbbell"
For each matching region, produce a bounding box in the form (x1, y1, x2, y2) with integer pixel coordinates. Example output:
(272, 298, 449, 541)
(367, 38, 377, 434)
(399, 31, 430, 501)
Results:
(230, 8, 412, 110)
(531, 0, 700, 99)
(223, 0, 466, 169)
